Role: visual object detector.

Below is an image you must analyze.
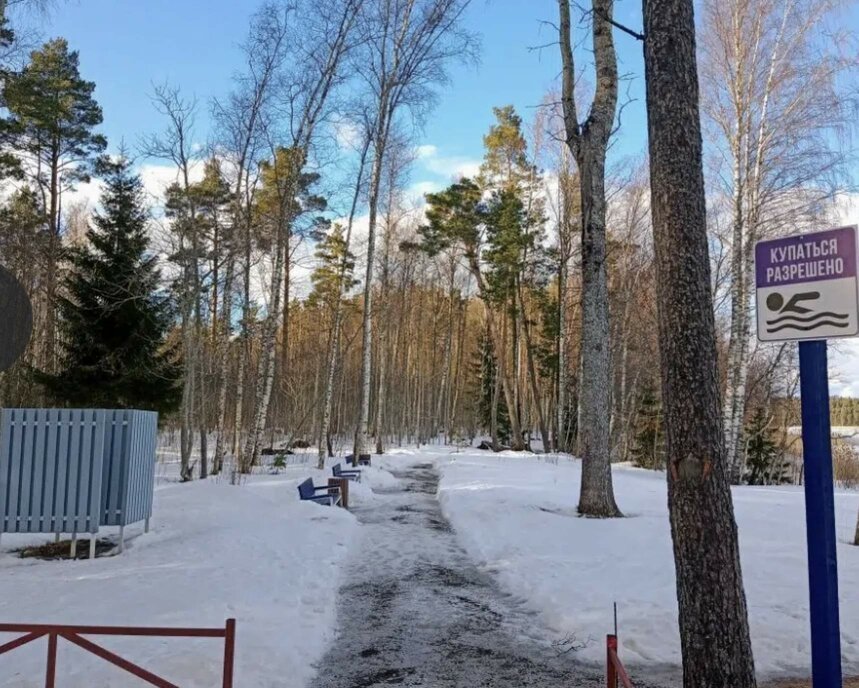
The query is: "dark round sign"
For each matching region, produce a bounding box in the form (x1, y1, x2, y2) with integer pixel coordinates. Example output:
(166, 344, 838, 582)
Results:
(0, 265, 33, 372)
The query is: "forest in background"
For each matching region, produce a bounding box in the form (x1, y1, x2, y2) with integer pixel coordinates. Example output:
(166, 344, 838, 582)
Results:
(0, 0, 855, 491)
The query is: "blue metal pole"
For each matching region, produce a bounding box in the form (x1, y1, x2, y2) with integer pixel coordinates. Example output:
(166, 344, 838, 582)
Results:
(798, 339, 842, 688)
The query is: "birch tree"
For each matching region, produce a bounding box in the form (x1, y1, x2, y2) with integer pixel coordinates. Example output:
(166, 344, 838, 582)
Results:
(211, 3, 289, 476)
(316, 121, 373, 468)
(239, 0, 365, 472)
(351, 0, 476, 461)
(557, 0, 621, 516)
(643, 0, 757, 683)
(143, 84, 208, 480)
(702, 0, 857, 483)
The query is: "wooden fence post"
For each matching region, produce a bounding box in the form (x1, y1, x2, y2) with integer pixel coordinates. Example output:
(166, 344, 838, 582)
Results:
(222, 618, 236, 688)
(45, 633, 57, 688)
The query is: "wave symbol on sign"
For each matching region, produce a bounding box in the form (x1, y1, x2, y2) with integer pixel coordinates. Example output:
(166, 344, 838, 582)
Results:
(765, 291, 849, 333)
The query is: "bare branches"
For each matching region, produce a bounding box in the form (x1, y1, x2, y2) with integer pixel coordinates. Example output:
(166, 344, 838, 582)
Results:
(140, 82, 199, 180)
(557, 0, 581, 154)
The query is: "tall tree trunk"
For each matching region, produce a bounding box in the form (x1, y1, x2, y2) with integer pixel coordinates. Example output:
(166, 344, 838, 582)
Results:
(643, 0, 757, 684)
(723, 139, 750, 483)
(213, 252, 236, 476)
(557, 249, 568, 452)
(354, 122, 388, 460)
(434, 262, 456, 438)
(449, 293, 468, 441)
(470, 260, 525, 449)
(232, 214, 252, 458)
(577, 154, 620, 515)
(241, 160, 295, 472)
(374, 324, 388, 454)
(517, 278, 551, 452)
(317, 132, 371, 469)
(490, 356, 501, 450)
(558, 0, 620, 516)
(280, 247, 291, 431)
(43, 150, 61, 375)
(179, 248, 196, 481)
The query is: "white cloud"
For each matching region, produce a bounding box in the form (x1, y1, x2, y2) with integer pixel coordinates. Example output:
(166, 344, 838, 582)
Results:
(416, 144, 438, 159)
(333, 119, 363, 151)
(138, 161, 206, 201)
(61, 161, 206, 216)
(408, 180, 441, 202)
(415, 143, 481, 183)
(835, 191, 859, 227)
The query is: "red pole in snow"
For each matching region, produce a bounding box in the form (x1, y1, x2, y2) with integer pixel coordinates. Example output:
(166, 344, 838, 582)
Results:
(607, 634, 618, 688)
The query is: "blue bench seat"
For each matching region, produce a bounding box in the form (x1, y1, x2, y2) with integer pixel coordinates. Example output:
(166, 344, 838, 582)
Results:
(333, 463, 361, 482)
(297, 478, 341, 506)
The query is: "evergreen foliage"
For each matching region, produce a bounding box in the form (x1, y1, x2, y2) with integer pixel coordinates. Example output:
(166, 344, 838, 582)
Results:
(3, 38, 107, 190)
(630, 382, 665, 469)
(743, 408, 789, 485)
(476, 326, 510, 444)
(34, 158, 182, 413)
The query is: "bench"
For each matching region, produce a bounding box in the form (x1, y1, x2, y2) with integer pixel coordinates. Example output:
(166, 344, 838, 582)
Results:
(297, 478, 341, 506)
(333, 463, 362, 482)
(344, 453, 372, 467)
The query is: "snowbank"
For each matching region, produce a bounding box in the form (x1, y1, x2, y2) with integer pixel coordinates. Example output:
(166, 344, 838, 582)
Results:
(434, 449, 859, 679)
(0, 466, 365, 687)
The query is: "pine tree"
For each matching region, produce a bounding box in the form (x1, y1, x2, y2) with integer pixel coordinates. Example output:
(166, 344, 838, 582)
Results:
(35, 158, 182, 414)
(308, 223, 357, 313)
(3, 38, 107, 371)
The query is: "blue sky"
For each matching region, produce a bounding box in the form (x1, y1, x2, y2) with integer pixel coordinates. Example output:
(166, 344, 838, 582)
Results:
(39, 0, 651, 186)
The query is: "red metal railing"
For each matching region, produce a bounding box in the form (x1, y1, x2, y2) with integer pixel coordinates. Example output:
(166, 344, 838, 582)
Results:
(0, 619, 236, 688)
(606, 634, 635, 688)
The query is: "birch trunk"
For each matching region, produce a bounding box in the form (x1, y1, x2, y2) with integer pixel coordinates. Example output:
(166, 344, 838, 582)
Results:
(722, 130, 750, 483)
(241, 230, 287, 472)
(317, 133, 371, 468)
(354, 120, 388, 460)
(241, 147, 301, 472)
(232, 212, 252, 458)
(213, 252, 236, 476)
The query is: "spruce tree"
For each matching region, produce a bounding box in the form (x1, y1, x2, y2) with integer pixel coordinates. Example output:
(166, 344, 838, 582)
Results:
(35, 158, 181, 414)
(744, 408, 787, 485)
(630, 382, 665, 469)
(475, 327, 510, 445)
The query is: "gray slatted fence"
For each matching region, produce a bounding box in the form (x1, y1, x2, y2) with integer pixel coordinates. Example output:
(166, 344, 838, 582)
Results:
(100, 409, 157, 528)
(0, 409, 158, 554)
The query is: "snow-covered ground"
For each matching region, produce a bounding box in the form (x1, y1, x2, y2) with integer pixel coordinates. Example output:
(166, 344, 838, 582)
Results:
(420, 448, 859, 681)
(4, 444, 856, 685)
(0, 456, 394, 688)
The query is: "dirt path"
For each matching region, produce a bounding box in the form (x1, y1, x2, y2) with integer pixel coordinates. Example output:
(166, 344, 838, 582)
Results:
(309, 462, 672, 688)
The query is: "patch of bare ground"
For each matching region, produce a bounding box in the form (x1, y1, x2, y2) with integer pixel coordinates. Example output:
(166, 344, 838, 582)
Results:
(765, 679, 859, 687)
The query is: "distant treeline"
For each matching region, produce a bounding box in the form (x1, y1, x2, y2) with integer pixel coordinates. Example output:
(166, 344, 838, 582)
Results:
(773, 396, 859, 429)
